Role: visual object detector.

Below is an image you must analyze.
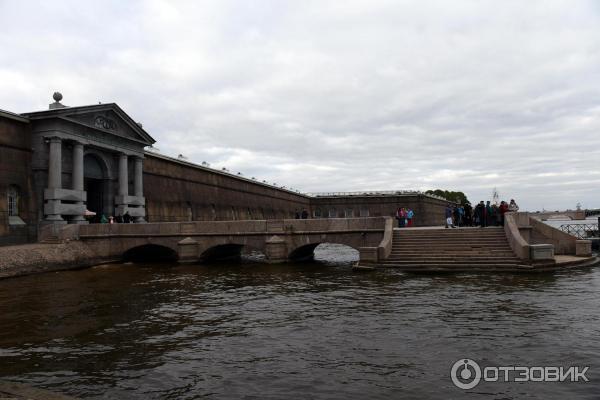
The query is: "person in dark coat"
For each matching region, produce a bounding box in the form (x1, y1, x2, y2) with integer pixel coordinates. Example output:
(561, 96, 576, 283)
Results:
(464, 203, 473, 226)
(453, 206, 461, 227)
(123, 211, 132, 223)
(474, 201, 486, 227)
(486, 201, 493, 227)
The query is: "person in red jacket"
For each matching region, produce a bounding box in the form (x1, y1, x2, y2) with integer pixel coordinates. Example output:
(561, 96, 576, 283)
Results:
(499, 200, 509, 226)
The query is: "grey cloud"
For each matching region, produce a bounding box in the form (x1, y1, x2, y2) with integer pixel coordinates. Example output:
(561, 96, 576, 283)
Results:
(1, 0, 599, 210)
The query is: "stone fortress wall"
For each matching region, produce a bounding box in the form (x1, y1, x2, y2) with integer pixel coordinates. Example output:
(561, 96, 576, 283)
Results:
(143, 152, 311, 222)
(143, 152, 448, 225)
(0, 111, 37, 245)
(0, 103, 448, 245)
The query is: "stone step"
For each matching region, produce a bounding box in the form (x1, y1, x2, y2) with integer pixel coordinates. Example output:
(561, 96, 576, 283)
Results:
(377, 263, 534, 271)
(380, 260, 522, 265)
(392, 245, 512, 249)
(394, 230, 505, 233)
(385, 254, 520, 259)
(40, 236, 62, 244)
(393, 233, 506, 236)
(383, 227, 519, 267)
(392, 239, 507, 243)
(389, 251, 517, 256)
(392, 242, 509, 249)
(392, 242, 508, 246)
(383, 257, 521, 262)
(392, 237, 507, 241)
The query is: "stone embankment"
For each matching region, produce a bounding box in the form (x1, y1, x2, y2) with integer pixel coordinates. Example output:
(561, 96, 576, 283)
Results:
(0, 241, 106, 279)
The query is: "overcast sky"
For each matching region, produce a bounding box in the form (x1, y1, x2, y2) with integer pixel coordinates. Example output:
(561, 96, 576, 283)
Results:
(1, 0, 599, 210)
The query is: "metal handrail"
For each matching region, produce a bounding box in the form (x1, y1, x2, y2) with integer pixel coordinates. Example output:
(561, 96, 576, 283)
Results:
(559, 223, 599, 239)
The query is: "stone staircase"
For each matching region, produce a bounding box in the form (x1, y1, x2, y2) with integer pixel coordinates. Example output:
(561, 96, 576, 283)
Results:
(379, 227, 533, 271)
(39, 235, 62, 244)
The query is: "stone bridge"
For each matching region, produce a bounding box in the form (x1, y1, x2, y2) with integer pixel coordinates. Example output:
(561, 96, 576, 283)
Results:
(42, 217, 392, 264)
(530, 210, 587, 221)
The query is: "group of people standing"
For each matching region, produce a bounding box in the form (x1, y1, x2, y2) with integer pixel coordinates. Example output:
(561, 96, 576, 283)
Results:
(90, 211, 133, 224)
(445, 199, 519, 228)
(395, 207, 415, 227)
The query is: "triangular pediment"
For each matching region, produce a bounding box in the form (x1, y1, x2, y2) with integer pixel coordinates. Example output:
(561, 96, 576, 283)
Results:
(22, 103, 156, 146)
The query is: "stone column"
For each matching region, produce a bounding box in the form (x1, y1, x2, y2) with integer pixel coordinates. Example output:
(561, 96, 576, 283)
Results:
(134, 156, 143, 197)
(48, 137, 62, 189)
(133, 156, 146, 222)
(45, 137, 64, 222)
(118, 153, 128, 197)
(70, 142, 86, 223)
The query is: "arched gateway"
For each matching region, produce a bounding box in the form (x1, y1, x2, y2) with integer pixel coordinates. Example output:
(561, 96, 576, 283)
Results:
(21, 95, 156, 224)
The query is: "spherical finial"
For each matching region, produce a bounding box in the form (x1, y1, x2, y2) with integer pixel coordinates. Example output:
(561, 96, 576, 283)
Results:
(53, 92, 63, 102)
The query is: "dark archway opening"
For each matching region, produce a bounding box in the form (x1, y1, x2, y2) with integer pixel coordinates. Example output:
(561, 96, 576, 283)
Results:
(289, 243, 359, 265)
(289, 243, 321, 262)
(200, 244, 244, 262)
(84, 154, 107, 221)
(123, 244, 178, 263)
(85, 178, 104, 217)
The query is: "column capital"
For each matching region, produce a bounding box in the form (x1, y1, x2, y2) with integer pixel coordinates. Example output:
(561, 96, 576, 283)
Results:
(47, 136, 62, 144)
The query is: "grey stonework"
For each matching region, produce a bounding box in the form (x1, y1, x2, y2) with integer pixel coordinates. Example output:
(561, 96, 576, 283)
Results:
(1, 96, 449, 245)
(22, 102, 155, 225)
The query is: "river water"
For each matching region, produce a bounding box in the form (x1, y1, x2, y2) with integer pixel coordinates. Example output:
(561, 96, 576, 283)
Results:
(0, 244, 598, 399)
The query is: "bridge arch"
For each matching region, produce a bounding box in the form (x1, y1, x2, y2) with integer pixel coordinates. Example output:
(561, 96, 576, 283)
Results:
(123, 244, 178, 263)
(288, 242, 360, 262)
(200, 244, 244, 262)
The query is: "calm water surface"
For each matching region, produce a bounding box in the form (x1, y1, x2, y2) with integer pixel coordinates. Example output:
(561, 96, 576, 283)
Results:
(0, 244, 599, 399)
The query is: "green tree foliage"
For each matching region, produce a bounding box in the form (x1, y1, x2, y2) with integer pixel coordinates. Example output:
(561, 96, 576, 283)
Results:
(425, 189, 470, 205)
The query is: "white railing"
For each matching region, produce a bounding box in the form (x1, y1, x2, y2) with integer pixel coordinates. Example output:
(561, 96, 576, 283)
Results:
(307, 190, 447, 200)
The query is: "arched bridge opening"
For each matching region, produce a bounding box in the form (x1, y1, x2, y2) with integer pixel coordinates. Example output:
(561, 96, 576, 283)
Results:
(200, 244, 244, 263)
(288, 243, 321, 262)
(123, 244, 178, 263)
(289, 242, 359, 264)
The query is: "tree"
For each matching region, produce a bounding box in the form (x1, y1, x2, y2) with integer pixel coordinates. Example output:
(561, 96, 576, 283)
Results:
(425, 189, 470, 205)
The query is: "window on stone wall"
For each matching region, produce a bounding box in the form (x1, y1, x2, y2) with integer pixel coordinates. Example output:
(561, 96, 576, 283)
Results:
(7, 185, 19, 216)
(344, 209, 354, 218)
(360, 208, 370, 217)
(314, 208, 322, 218)
(328, 208, 337, 218)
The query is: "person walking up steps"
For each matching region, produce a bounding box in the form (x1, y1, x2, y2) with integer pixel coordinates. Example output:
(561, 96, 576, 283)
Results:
(445, 204, 455, 228)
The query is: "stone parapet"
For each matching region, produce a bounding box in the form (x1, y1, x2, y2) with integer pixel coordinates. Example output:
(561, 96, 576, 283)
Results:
(530, 244, 554, 260)
(576, 240, 592, 257)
